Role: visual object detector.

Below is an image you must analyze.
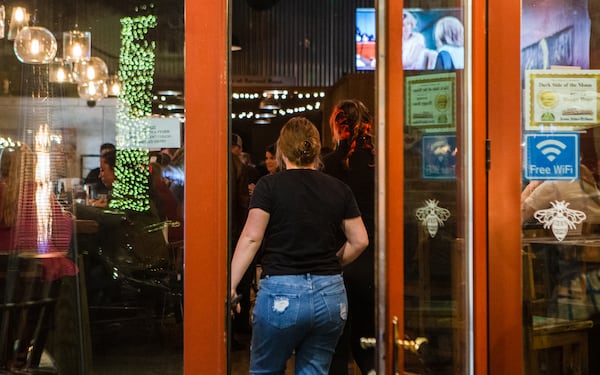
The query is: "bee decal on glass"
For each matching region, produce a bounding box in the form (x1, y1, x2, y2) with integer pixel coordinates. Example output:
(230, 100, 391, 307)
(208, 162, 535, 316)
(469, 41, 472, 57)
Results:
(533, 200, 586, 241)
(415, 199, 451, 238)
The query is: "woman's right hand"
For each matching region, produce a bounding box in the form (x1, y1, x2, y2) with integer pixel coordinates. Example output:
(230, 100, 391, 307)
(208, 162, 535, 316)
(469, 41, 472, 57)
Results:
(230, 289, 241, 314)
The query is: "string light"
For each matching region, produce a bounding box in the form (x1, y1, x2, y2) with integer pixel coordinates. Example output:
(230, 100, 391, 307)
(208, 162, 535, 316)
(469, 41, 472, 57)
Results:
(110, 14, 157, 212)
(231, 90, 325, 122)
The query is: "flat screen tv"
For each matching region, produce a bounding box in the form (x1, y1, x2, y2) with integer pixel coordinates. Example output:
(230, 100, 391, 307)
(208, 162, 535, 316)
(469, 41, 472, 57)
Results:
(403, 8, 464, 71)
(356, 8, 376, 71)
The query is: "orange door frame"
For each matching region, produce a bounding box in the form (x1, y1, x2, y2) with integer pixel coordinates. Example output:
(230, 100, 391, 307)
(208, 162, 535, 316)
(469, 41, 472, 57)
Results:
(472, 0, 491, 374)
(184, 0, 229, 373)
(382, 1, 405, 372)
(488, 0, 523, 374)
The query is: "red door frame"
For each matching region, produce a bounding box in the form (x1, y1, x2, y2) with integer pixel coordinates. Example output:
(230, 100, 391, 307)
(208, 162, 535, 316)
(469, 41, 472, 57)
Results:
(184, 0, 521, 373)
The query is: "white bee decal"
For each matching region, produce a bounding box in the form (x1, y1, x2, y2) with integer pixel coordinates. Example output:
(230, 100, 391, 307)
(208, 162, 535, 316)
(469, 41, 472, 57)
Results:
(415, 199, 451, 238)
(533, 200, 586, 241)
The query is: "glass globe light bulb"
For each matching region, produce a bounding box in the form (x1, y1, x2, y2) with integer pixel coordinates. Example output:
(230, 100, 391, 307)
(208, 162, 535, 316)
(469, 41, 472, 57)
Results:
(7, 7, 29, 40)
(73, 57, 108, 83)
(56, 68, 66, 82)
(14, 8, 24, 22)
(30, 39, 40, 54)
(72, 43, 82, 59)
(14, 26, 57, 64)
(49, 58, 73, 83)
(63, 31, 91, 62)
(78, 80, 107, 102)
(106, 74, 121, 97)
(110, 83, 121, 96)
(86, 66, 96, 80)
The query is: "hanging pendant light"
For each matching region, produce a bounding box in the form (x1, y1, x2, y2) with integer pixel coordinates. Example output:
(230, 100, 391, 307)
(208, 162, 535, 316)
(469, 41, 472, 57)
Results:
(7, 7, 28, 40)
(72, 56, 108, 83)
(63, 30, 91, 62)
(78, 80, 107, 102)
(49, 58, 73, 83)
(106, 74, 121, 96)
(14, 26, 57, 64)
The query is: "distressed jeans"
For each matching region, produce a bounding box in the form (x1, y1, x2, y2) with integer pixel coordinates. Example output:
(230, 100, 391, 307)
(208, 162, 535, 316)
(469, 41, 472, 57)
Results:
(250, 274, 348, 375)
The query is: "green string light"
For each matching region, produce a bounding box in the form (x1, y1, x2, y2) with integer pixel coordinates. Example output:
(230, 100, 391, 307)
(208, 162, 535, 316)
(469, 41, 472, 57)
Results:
(111, 14, 157, 212)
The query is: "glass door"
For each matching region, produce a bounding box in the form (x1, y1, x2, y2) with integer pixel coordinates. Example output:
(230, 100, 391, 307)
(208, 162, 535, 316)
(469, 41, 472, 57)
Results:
(219, 0, 486, 373)
(520, 1, 600, 374)
(378, 0, 486, 373)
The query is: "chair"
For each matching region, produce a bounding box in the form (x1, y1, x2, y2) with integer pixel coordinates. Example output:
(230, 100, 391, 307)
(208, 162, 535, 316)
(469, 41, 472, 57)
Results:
(0, 254, 60, 374)
(82, 218, 183, 328)
(522, 234, 593, 375)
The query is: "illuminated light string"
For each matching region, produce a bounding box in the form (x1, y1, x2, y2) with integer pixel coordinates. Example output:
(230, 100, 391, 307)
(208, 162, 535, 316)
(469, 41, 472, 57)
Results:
(110, 14, 157, 212)
(232, 101, 322, 120)
(231, 91, 325, 121)
(0, 137, 20, 148)
(231, 91, 326, 100)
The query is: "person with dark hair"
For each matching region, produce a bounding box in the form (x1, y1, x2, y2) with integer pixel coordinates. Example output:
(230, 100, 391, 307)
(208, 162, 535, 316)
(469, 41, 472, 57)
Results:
(230, 133, 255, 343)
(324, 99, 376, 375)
(149, 162, 183, 243)
(88, 149, 116, 208)
(84, 142, 116, 198)
(230, 116, 369, 374)
(264, 142, 279, 176)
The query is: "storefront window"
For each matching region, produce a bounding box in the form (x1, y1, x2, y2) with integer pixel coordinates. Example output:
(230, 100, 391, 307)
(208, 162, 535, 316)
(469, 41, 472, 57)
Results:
(0, 1, 184, 374)
(521, 1, 600, 374)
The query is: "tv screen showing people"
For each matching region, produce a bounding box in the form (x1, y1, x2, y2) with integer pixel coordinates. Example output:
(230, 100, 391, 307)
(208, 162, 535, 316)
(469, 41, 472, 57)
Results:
(402, 8, 464, 71)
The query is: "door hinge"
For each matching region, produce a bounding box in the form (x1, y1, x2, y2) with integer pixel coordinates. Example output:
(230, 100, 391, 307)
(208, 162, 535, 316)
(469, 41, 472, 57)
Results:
(486, 139, 491, 170)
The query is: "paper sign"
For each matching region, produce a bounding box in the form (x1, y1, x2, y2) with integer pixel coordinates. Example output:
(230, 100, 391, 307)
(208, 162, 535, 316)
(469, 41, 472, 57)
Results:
(525, 70, 600, 131)
(118, 116, 182, 150)
(405, 72, 456, 132)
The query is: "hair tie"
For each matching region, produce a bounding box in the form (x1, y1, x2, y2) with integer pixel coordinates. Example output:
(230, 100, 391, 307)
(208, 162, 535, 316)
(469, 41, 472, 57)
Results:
(301, 140, 311, 157)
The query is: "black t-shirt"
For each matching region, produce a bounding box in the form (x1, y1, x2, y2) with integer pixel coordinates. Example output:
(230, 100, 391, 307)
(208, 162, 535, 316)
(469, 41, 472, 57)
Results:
(323, 147, 375, 236)
(250, 168, 361, 276)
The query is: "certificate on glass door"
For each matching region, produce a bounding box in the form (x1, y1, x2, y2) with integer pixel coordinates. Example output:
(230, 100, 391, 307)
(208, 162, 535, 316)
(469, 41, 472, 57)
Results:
(525, 70, 600, 131)
(405, 72, 456, 132)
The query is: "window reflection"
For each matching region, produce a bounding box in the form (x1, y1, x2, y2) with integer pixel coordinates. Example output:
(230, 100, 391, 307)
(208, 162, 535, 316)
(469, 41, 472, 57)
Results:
(521, 2, 600, 374)
(0, 1, 184, 374)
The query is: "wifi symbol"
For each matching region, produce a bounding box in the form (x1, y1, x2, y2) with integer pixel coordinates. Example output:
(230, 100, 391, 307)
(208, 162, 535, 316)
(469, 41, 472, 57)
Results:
(536, 139, 567, 162)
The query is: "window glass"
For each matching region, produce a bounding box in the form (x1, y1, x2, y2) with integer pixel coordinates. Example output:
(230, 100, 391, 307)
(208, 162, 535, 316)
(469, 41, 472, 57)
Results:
(403, 0, 470, 373)
(521, 1, 600, 374)
(0, 1, 184, 374)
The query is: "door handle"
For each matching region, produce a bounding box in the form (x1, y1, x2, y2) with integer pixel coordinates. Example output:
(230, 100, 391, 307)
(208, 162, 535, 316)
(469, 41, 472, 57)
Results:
(397, 336, 428, 354)
(360, 317, 428, 375)
(392, 316, 428, 375)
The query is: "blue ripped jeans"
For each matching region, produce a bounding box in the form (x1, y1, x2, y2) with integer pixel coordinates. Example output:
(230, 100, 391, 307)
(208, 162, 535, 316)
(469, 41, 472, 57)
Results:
(250, 274, 347, 375)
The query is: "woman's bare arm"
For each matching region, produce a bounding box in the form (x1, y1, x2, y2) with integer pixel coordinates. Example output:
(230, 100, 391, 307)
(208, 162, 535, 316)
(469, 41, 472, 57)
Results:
(337, 216, 369, 267)
(230, 208, 269, 293)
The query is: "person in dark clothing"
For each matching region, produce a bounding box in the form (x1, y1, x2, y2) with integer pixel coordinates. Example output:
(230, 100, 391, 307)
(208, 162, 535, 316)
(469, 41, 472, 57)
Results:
(230, 117, 368, 373)
(323, 99, 375, 375)
(230, 133, 254, 341)
(83, 142, 116, 197)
